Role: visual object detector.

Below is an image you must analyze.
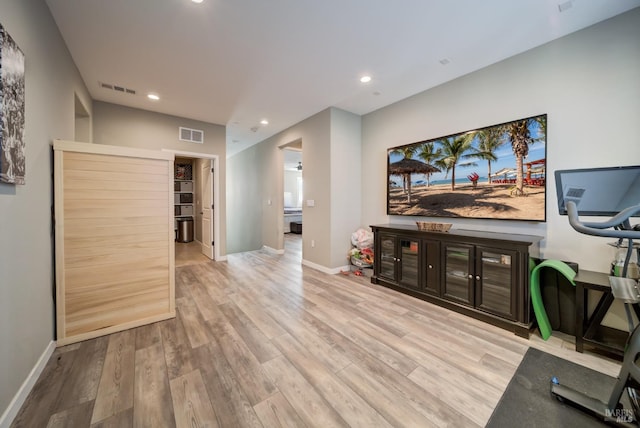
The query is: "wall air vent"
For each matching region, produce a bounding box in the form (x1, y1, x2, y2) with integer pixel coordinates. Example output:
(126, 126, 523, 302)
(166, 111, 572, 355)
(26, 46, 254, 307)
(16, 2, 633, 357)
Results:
(179, 127, 204, 144)
(99, 81, 136, 95)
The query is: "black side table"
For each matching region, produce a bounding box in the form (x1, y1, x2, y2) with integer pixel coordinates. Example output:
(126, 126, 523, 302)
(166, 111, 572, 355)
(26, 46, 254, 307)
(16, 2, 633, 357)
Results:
(575, 270, 636, 358)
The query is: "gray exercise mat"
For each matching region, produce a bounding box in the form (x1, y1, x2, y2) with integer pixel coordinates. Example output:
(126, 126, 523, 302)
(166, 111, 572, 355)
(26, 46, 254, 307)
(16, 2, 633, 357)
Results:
(487, 347, 620, 427)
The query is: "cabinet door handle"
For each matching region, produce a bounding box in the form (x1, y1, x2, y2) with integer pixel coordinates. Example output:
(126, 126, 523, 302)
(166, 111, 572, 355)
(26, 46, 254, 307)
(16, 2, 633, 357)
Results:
(476, 275, 481, 280)
(468, 274, 473, 279)
(428, 264, 433, 269)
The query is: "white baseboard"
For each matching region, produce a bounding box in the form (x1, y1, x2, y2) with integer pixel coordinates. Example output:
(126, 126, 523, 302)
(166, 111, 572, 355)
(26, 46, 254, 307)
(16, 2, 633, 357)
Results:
(302, 259, 350, 275)
(215, 255, 228, 261)
(262, 245, 285, 255)
(0, 340, 56, 428)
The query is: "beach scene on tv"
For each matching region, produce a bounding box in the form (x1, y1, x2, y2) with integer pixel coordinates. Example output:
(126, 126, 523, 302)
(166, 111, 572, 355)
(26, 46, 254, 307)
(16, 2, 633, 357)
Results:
(387, 114, 547, 221)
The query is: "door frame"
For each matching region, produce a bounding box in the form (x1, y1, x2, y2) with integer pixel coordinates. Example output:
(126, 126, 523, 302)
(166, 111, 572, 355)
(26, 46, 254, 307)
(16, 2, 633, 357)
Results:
(278, 140, 302, 255)
(163, 149, 222, 261)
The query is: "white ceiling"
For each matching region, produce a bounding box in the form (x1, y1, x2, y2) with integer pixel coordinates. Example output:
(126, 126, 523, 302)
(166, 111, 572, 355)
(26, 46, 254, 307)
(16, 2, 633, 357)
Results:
(46, 0, 639, 157)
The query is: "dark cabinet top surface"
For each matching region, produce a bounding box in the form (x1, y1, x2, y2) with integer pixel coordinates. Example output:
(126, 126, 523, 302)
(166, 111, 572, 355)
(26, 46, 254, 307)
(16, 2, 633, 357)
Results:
(370, 224, 543, 246)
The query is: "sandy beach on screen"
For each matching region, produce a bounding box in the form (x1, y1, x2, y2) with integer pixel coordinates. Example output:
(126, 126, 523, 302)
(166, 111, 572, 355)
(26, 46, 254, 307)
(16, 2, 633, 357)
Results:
(388, 182, 545, 220)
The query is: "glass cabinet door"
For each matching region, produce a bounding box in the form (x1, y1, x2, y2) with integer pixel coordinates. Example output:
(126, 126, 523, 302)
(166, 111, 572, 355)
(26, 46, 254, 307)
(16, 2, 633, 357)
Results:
(378, 233, 397, 281)
(423, 240, 440, 296)
(398, 238, 420, 290)
(442, 244, 474, 305)
(476, 248, 516, 319)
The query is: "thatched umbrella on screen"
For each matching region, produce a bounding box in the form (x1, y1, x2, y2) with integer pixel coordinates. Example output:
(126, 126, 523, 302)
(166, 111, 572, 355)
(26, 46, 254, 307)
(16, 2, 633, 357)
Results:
(389, 158, 440, 203)
(491, 167, 516, 183)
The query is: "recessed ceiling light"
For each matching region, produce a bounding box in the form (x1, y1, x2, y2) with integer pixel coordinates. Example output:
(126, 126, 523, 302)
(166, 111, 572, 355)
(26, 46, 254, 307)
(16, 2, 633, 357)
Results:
(360, 75, 372, 83)
(260, 119, 269, 125)
(147, 93, 160, 101)
(192, 0, 204, 3)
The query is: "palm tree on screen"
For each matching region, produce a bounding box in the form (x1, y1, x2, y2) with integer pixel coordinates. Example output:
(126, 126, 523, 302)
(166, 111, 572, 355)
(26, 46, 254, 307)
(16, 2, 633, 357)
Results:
(507, 119, 534, 196)
(435, 134, 476, 191)
(417, 142, 442, 186)
(468, 127, 505, 184)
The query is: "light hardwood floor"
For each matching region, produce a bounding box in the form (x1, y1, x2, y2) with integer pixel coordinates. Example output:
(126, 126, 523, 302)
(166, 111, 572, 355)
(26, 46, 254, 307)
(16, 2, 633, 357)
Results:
(11, 234, 620, 427)
(175, 240, 211, 267)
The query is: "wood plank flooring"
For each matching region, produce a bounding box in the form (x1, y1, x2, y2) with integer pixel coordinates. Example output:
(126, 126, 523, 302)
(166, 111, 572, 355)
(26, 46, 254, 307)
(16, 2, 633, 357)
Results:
(11, 234, 621, 427)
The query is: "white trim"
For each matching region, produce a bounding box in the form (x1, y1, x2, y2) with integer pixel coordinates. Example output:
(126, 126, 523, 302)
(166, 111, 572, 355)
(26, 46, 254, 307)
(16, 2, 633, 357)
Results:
(262, 245, 285, 255)
(0, 341, 56, 428)
(162, 149, 222, 262)
(302, 259, 350, 275)
(54, 140, 174, 160)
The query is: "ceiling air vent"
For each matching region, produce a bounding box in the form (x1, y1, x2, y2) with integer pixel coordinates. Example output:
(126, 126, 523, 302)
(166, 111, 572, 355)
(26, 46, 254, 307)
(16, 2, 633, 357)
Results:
(179, 127, 204, 144)
(99, 81, 136, 95)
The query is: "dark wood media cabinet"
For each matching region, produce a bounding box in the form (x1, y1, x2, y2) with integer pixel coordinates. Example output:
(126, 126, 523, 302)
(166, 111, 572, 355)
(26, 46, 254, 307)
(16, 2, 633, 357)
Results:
(370, 224, 543, 337)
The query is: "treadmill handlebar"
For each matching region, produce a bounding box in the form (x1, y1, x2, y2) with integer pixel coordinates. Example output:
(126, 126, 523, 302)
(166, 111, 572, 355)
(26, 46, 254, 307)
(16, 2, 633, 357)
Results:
(566, 201, 640, 239)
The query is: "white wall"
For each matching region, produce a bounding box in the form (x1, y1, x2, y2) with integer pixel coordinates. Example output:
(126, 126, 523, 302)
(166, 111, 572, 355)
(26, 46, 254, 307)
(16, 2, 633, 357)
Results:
(92, 101, 227, 256)
(330, 108, 362, 268)
(227, 147, 264, 253)
(361, 9, 640, 274)
(262, 109, 332, 266)
(226, 109, 335, 267)
(0, 0, 92, 419)
(228, 10, 640, 271)
(226, 107, 363, 271)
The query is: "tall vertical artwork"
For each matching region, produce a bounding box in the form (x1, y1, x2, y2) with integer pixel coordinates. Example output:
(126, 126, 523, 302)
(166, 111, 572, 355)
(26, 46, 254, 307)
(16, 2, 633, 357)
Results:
(0, 23, 25, 185)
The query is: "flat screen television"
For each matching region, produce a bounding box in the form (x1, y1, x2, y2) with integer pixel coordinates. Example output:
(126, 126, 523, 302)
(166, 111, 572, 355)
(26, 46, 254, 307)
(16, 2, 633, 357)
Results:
(555, 165, 640, 216)
(387, 114, 547, 222)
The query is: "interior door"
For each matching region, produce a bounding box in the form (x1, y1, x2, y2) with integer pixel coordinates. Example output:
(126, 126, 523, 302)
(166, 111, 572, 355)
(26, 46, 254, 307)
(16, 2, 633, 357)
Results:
(200, 160, 214, 259)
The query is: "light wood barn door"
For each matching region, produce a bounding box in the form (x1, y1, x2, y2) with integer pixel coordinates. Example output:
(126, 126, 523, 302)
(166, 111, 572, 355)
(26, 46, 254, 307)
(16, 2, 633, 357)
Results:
(54, 140, 175, 346)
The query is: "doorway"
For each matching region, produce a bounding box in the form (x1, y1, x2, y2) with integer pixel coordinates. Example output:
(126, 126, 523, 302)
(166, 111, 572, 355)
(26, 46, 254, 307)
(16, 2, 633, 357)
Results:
(282, 147, 302, 235)
(280, 140, 303, 262)
(166, 150, 221, 265)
